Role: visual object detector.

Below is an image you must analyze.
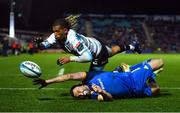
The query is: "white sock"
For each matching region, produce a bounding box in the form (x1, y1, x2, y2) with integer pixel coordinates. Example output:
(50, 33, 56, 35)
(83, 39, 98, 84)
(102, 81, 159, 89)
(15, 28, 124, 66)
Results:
(129, 45, 135, 50)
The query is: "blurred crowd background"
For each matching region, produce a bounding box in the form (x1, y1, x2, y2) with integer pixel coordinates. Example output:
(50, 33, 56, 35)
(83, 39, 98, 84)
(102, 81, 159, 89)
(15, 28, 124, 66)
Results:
(0, 0, 180, 56)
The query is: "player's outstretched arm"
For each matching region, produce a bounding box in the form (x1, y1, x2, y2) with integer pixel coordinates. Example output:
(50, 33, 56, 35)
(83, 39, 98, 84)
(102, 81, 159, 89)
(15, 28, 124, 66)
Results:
(46, 72, 85, 83)
(34, 33, 56, 50)
(57, 50, 93, 65)
(33, 72, 85, 89)
(34, 37, 45, 50)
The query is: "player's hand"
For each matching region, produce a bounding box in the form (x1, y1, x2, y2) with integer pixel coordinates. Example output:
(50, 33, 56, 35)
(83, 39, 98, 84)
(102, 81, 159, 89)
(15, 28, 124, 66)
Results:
(92, 84, 113, 101)
(34, 37, 43, 44)
(33, 78, 47, 89)
(57, 57, 70, 65)
(91, 84, 103, 93)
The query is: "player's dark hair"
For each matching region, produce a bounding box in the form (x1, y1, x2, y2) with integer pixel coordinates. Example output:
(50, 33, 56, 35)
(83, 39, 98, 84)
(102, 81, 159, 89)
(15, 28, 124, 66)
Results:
(52, 18, 71, 29)
(65, 14, 80, 30)
(52, 15, 80, 30)
(70, 84, 83, 98)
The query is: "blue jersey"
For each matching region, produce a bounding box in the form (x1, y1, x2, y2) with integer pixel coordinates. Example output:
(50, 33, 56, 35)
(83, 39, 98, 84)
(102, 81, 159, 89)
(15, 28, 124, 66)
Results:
(83, 63, 154, 99)
(83, 71, 134, 99)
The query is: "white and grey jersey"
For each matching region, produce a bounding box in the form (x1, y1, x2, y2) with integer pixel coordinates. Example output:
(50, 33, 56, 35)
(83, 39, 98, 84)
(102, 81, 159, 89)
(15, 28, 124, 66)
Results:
(42, 29, 102, 57)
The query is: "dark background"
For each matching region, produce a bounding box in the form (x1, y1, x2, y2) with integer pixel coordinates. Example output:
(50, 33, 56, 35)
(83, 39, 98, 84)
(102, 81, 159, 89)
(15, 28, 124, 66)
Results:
(0, 0, 179, 32)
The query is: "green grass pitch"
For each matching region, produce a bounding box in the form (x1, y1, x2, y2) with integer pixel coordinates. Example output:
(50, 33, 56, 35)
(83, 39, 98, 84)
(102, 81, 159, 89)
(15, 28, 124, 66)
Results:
(0, 53, 180, 112)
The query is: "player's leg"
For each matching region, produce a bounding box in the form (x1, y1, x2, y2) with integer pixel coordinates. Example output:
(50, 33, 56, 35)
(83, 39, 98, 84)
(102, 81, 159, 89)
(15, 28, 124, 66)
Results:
(147, 59, 164, 86)
(145, 59, 163, 96)
(89, 41, 110, 71)
(107, 41, 141, 57)
(131, 58, 163, 85)
(113, 59, 151, 72)
(113, 58, 163, 72)
(129, 59, 152, 71)
(129, 58, 163, 74)
(131, 60, 163, 97)
(147, 58, 164, 71)
(89, 63, 106, 71)
(107, 45, 132, 57)
(89, 44, 109, 71)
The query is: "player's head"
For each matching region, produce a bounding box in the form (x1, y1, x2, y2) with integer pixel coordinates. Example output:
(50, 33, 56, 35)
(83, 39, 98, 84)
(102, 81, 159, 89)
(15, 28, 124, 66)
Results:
(70, 84, 91, 99)
(52, 18, 70, 40)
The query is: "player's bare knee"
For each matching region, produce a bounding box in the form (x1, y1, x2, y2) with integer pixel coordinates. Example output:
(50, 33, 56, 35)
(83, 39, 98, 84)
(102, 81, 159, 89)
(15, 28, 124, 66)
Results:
(111, 46, 120, 55)
(158, 58, 164, 67)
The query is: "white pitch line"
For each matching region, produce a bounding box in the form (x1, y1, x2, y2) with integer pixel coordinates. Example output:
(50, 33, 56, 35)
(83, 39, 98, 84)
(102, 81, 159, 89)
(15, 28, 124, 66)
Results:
(0, 87, 180, 90)
(0, 87, 68, 90)
(161, 87, 180, 90)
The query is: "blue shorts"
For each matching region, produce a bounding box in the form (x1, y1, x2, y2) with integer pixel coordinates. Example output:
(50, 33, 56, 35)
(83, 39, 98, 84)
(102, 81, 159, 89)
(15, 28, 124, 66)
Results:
(131, 63, 155, 97)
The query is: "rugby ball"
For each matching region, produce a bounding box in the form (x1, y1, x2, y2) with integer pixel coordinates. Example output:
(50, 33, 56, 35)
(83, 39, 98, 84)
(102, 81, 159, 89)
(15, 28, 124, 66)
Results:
(19, 61, 42, 78)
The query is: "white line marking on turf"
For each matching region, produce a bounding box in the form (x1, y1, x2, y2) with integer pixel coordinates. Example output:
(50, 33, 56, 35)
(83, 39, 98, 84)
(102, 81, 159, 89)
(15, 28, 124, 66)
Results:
(58, 68, 65, 76)
(161, 87, 180, 90)
(0, 87, 180, 90)
(0, 88, 68, 90)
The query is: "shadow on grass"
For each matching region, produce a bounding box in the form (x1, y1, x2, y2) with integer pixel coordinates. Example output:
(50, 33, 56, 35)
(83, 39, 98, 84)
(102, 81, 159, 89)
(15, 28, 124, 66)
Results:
(114, 90, 172, 101)
(59, 92, 70, 96)
(37, 90, 172, 101)
(155, 90, 172, 97)
(37, 93, 72, 101)
(37, 97, 56, 101)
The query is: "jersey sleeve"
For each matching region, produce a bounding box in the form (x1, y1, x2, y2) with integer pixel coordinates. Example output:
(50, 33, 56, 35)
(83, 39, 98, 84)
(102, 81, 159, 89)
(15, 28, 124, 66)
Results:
(69, 51, 93, 62)
(41, 33, 56, 48)
(82, 71, 104, 84)
(143, 86, 152, 97)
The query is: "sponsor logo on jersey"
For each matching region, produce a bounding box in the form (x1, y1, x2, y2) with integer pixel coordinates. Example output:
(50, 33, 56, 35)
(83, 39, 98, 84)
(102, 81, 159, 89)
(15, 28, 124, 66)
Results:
(144, 65, 149, 70)
(74, 42, 81, 48)
(76, 43, 84, 52)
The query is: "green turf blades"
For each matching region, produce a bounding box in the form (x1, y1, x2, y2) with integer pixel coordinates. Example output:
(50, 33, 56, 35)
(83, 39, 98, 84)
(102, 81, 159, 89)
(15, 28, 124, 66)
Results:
(0, 53, 180, 112)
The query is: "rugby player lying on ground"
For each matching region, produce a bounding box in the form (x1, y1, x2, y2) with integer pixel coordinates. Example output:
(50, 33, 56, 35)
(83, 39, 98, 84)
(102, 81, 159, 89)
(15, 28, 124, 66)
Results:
(33, 58, 164, 101)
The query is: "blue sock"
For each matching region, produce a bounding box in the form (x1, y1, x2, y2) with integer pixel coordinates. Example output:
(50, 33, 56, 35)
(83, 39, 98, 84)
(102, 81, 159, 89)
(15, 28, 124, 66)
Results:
(113, 66, 123, 72)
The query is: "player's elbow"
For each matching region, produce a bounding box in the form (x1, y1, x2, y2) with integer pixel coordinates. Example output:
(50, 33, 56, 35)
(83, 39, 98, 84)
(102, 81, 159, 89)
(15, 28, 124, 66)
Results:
(86, 54, 93, 61)
(70, 52, 93, 62)
(151, 86, 160, 96)
(80, 52, 93, 62)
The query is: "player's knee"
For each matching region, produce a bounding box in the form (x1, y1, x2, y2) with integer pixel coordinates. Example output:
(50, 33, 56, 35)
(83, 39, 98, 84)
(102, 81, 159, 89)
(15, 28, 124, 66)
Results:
(158, 58, 164, 67)
(111, 46, 120, 54)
